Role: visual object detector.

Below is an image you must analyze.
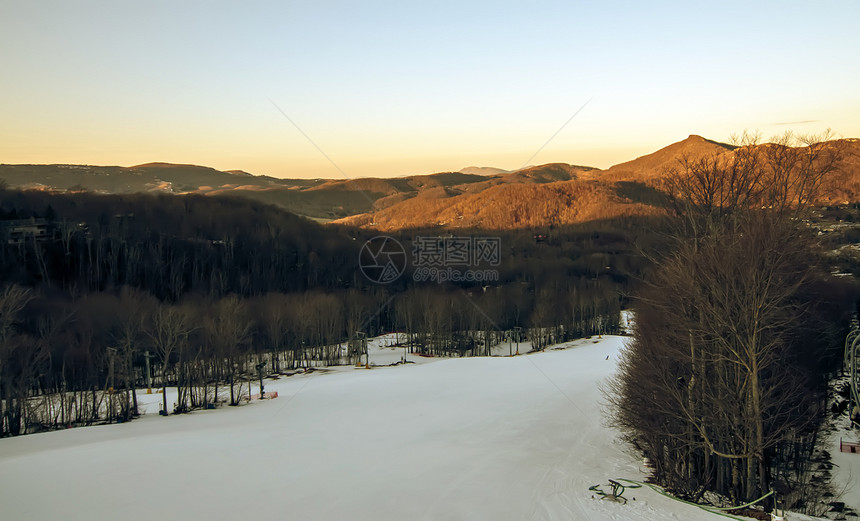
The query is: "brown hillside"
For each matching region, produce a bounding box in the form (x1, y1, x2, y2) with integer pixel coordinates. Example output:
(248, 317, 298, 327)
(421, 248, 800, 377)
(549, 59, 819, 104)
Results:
(817, 138, 860, 203)
(334, 179, 660, 230)
(306, 177, 409, 196)
(594, 135, 734, 183)
(510, 163, 592, 183)
(333, 137, 860, 230)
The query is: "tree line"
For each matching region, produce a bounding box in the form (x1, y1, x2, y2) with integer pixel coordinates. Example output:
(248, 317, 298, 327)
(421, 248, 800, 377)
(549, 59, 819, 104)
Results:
(0, 282, 623, 436)
(606, 132, 857, 514)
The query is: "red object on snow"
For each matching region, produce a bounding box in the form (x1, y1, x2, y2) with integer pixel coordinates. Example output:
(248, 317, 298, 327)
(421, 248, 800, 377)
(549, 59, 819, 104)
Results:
(840, 437, 860, 454)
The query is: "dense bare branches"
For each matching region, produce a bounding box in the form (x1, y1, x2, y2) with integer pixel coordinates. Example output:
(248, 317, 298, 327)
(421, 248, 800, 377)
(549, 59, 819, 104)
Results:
(0, 285, 32, 435)
(147, 303, 196, 414)
(609, 132, 850, 509)
(663, 131, 844, 237)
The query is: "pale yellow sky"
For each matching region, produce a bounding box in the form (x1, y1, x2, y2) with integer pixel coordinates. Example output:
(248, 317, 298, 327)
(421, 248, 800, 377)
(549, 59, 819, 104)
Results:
(2, 2, 858, 179)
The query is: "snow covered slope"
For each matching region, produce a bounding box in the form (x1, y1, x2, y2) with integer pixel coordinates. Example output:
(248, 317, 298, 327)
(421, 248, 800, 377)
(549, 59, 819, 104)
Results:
(0, 336, 741, 521)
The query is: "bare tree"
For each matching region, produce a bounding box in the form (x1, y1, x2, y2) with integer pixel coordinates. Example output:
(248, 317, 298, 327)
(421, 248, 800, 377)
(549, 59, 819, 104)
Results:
(146, 302, 195, 415)
(663, 131, 843, 237)
(0, 285, 32, 436)
(256, 293, 289, 373)
(203, 296, 252, 406)
(344, 289, 370, 366)
(608, 132, 847, 507)
(111, 287, 154, 419)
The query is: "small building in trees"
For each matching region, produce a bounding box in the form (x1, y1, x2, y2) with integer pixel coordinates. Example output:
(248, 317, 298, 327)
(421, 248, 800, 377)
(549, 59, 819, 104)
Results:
(0, 218, 55, 244)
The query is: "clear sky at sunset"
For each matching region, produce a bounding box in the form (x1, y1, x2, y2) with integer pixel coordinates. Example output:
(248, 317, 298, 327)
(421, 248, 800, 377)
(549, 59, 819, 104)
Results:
(2, 1, 858, 179)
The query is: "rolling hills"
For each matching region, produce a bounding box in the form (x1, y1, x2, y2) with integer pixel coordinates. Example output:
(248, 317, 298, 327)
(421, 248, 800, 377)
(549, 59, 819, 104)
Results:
(2, 135, 858, 230)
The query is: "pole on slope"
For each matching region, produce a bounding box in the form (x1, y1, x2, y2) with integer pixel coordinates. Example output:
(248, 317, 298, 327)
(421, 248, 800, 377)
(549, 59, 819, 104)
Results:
(107, 347, 117, 423)
(143, 350, 156, 394)
(514, 326, 522, 355)
(255, 361, 266, 399)
(355, 332, 368, 368)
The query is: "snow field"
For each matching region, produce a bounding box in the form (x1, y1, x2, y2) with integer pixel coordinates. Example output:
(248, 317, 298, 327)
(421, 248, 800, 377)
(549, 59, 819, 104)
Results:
(0, 335, 766, 520)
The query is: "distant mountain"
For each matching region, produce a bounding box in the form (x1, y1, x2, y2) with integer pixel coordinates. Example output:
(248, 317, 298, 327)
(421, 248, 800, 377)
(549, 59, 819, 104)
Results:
(334, 137, 860, 230)
(585, 136, 860, 204)
(0, 161, 596, 222)
(0, 163, 317, 194)
(0, 163, 354, 219)
(3, 135, 858, 228)
(590, 135, 735, 182)
(459, 166, 511, 176)
(509, 163, 594, 183)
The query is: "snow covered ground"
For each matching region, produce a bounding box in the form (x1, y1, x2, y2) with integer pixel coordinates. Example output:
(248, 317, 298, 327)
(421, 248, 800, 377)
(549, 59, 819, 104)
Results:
(829, 417, 860, 514)
(0, 335, 810, 520)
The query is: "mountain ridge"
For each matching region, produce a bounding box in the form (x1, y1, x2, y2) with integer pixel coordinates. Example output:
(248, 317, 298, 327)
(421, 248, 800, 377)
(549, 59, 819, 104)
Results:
(3, 135, 858, 229)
